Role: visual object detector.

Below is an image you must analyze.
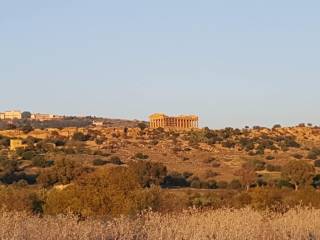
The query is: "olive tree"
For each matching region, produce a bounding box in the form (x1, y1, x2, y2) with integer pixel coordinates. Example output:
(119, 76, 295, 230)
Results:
(282, 160, 315, 191)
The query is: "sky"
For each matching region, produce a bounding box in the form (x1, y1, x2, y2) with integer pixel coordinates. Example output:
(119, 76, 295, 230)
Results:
(0, 0, 319, 128)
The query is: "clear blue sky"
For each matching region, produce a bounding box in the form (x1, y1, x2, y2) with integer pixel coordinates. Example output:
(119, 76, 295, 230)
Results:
(1, 0, 319, 128)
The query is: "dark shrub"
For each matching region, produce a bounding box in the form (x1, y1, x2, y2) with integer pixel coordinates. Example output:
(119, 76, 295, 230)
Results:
(32, 155, 53, 168)
(314, 160, 320, 168)
(276, 179, 294, 189)
(182, 171, 193, 179)
(21, 125, 33, 133)
(54, 139, 65, 146)
(272, 124, 281, 129)
(72, 132, 91, 141)
(266, 155, 275, 160)
(205, 170, 219, 178)
(283, 138, 300, 148)
(95, 138, 104, 145)
(21, 111, 31, 119)
(92, 159, 108, 166)
(165, 173, 189, 188)
(128, 161, 167, 187)
(313, 175, 320, 188)
(217, 181, 228, 189)
(308, 148, 320, 160)
(229, 179, 242, 189)
(64, 148, 76, 154)
(292, 153, 303, 159)
(203, 157, 215, 164)
(190, 179, 201, 189)
(134, 152, 149, 160)
(21, 151, 35, 160)
(222, 141, 236, 148)
(138, 122, 147, 130)
(266, 164, 282, 172)
(208, 180, 218, 189)
(255, 148, 265, 155)
(109, 156, 123, 165)
(200, 181, 210, 189)
(0, 136, 10, 147)
(243, 159, 266, 171)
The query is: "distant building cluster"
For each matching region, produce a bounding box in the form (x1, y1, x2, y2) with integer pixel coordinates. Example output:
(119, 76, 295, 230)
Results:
(0, 110, 22, 120)
(31, 113, 62, 121)
(0, 110, 62, 121)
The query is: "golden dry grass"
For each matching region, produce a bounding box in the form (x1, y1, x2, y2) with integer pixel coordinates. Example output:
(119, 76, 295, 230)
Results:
(1, 207, 320, 240)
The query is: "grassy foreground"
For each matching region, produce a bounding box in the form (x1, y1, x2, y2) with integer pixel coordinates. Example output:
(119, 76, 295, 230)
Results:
(1, 207, 319, 240)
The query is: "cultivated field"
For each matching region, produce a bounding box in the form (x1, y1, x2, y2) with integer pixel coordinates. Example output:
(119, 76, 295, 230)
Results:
(1, 207, 320, 240)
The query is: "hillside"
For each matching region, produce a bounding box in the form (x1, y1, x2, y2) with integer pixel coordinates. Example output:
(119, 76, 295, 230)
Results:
(0, 124, 320, 188)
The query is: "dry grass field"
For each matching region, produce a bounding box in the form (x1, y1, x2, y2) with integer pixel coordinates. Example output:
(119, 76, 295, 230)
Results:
(1, 207, 320, 240)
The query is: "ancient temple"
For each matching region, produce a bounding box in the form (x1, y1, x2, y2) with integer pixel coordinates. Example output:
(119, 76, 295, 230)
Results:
(149, 113, 199, 129)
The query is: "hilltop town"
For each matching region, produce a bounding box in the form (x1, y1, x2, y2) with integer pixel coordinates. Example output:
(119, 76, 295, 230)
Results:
(0, 109, 145, 129)
(0, 110, 62, 121)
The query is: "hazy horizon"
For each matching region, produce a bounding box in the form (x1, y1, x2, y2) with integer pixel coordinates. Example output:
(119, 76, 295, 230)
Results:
(1, 1, 319, 128)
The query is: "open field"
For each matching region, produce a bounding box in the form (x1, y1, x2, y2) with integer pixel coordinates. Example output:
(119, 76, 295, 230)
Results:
(1, 207, 320, 240)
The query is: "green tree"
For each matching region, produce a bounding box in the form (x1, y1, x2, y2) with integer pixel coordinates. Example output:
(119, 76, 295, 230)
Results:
(72, 132, 90, 141)
(21, 124, 33, 133)
(44, 167, 159, 217)
(282, 160, 315, 191)
(138, 122, 148, 131)
(128, 161, 167, 187)
(37, 158, 92, 187)
(21, 111, 32, 119)
(236, 165, 257, 191)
